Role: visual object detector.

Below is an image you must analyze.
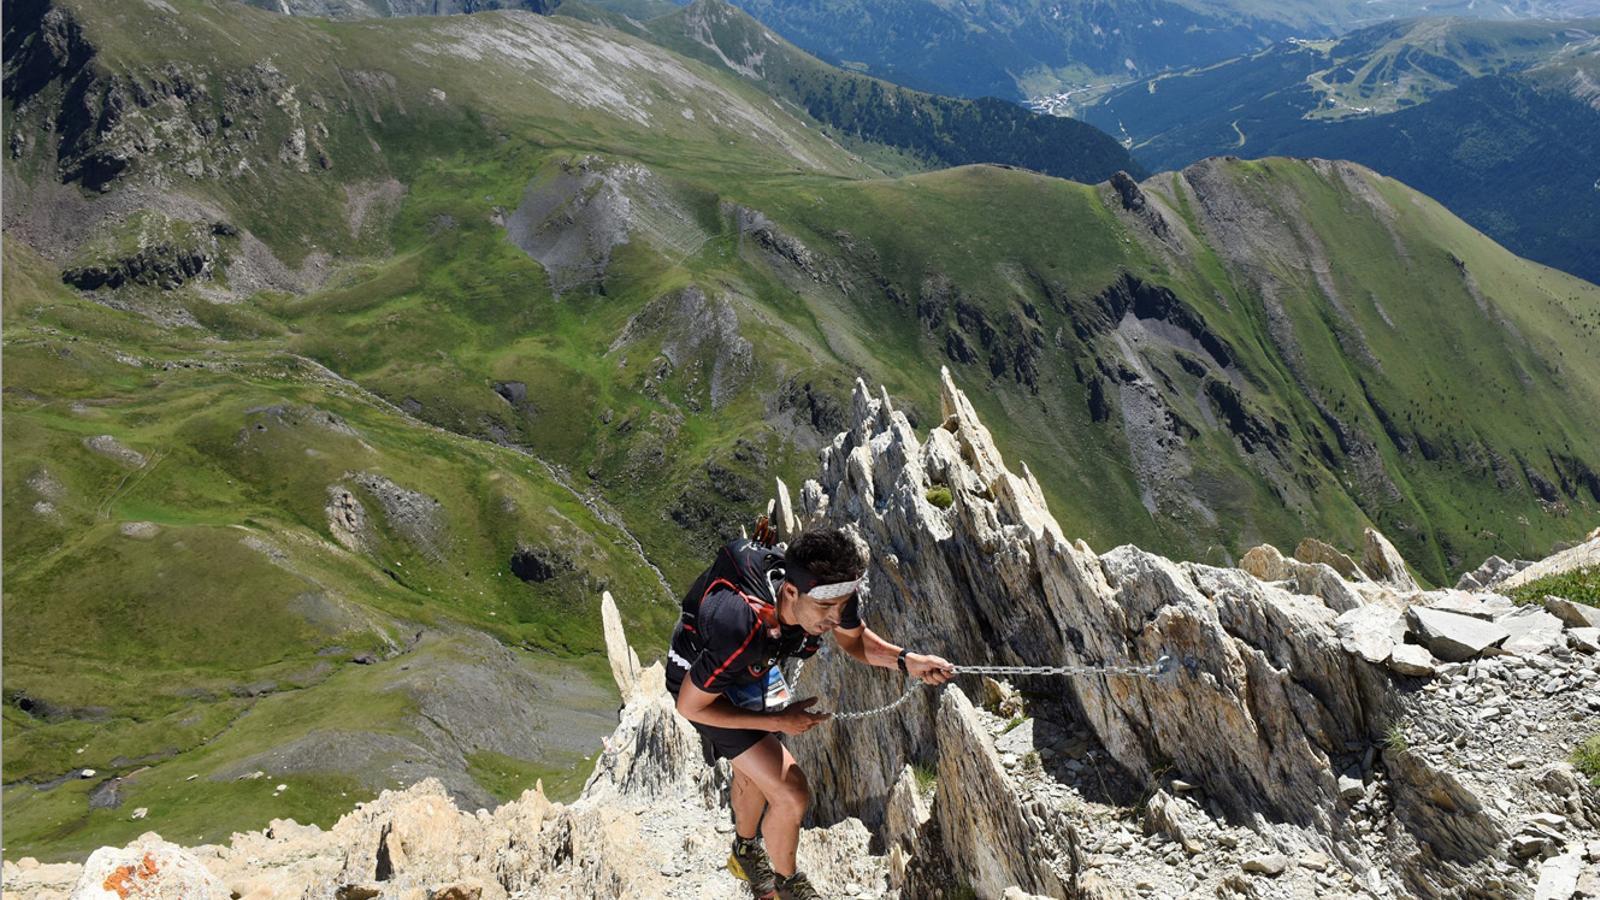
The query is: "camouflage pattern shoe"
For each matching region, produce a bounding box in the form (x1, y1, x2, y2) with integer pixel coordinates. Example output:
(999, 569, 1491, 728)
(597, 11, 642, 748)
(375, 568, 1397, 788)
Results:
(727, 835, 778, 898)
(774, 870, 822, 900)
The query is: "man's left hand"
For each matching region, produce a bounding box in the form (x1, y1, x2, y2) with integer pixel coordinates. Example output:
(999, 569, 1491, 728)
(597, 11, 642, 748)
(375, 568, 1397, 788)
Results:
(907, 653, 956, 686)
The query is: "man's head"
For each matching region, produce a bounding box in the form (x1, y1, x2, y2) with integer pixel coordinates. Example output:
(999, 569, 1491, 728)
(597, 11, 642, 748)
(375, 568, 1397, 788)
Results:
(779, 527, 868, 635)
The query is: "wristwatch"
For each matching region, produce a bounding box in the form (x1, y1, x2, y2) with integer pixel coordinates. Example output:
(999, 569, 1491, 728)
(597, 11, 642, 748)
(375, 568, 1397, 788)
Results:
(897, 647, 911, 674)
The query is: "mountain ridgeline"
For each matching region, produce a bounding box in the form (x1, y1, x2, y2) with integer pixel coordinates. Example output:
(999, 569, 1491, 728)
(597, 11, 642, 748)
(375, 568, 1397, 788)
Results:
(638, 0, 1142, 181)
(1080, 18, 1600, 283)
(241, 0, 1144, 183)
(4, 0, 1600, 864)
(688, 0, 1600, 99)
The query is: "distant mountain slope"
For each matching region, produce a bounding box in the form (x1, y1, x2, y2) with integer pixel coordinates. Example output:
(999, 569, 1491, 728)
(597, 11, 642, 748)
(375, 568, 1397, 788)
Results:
(1080, 18, 1600, 283)
(228, 0, 1143, 183)
(239, 0, 556, 16)
(5, 0, 1600, 864)
(702, 0, 1600, 100)
(638, 0, 1142, 181)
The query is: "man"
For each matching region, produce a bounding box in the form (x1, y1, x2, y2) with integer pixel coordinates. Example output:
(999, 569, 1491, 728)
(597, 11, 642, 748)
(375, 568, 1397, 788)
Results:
(665, 526, 956, 900)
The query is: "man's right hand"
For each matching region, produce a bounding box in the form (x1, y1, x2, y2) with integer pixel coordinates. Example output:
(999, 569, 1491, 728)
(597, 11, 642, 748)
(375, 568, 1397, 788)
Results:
(773, 697, 831, 734)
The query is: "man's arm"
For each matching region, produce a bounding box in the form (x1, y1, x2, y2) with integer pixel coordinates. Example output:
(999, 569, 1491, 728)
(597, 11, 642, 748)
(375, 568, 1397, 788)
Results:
(675, 679, 828, 734)
(834, 625, 955, 685)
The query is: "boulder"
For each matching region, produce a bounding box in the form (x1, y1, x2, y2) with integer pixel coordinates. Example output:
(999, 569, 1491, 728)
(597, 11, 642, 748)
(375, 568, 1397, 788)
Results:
(1568, 628, 1600, 654)
(1240, 544, 1291, 581)
(1287, 562, 1364, 614)
(70, 836, 228, 899)
(1336, 596, 1408, 664)
(1386, 644, 1437, 677)
(1424, 590, 1514, 621)
(1455, 555, 1528, 591)
(1544, 596, 1600, 629)
(1533, 852, 1583, 900)
(882, 765, 931, 870)
(1294, 538, 1364, 581)
(1407, 607, 1509, 662)
(1240, 545, 1361, 612)
(1497, 607, 1567, 658)
(1242, 853, 1288, 876)
(1297, 851, 1331, 872)
(1145, 789, 1210, 854)
(1362, 528, 1419, 591)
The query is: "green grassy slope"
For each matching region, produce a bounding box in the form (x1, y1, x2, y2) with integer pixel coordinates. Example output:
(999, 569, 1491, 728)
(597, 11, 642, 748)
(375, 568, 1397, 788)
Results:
(4, 0, 1599, 862)
(2, 238, 672, 857)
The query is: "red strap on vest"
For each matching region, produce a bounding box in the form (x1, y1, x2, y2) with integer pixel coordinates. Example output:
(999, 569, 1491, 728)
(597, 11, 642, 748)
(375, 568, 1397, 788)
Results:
(702, 577, 778, 630)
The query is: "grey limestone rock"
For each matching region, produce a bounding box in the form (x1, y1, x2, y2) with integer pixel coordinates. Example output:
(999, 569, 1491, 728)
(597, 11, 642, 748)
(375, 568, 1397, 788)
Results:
(1545, 596, 1600, 629)
(790, 367, 1399, 841)
(1423, 590, 1515, 620)
(1336, 595, 1408, 665)
(1386, 644, 1437, 677)
(934, 687, 1063, 898)
(1363, 528, 1420, 592)
(1455, 555, 1530, 591)
(1407, 607, 1510, 662)
(1242, 853, 1289, 876)
(1497, 606, 1567, 658)
(83, 434, 147, 468)
(1294, 538, 1365, 582)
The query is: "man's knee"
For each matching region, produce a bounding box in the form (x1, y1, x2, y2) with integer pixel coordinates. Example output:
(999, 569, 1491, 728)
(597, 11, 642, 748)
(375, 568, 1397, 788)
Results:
(771, 767, 811, 818)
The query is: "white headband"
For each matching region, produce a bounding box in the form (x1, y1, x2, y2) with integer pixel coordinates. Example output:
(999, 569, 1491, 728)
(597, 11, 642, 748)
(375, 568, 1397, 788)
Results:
(807, 574, 866, 601)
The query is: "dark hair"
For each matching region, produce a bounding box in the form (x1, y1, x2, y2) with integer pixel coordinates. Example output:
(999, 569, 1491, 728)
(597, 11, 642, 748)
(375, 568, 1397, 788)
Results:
(785, 526, 867, 584)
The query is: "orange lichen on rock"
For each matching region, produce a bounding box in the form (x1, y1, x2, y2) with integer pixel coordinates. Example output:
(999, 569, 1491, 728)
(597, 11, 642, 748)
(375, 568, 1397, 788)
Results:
(101, 852, 159, 897)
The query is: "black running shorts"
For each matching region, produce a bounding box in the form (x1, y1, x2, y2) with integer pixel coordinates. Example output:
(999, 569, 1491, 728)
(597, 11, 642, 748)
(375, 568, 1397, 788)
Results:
(689, 719, 776, 763)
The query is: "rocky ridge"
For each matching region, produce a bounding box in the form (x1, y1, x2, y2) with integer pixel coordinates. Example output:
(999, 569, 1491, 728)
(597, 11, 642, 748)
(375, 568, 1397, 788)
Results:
(5, 370, 1598, 899)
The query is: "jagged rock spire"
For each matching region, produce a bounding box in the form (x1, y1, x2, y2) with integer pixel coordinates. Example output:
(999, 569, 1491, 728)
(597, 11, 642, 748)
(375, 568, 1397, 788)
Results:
(797, 371, 1398, 831)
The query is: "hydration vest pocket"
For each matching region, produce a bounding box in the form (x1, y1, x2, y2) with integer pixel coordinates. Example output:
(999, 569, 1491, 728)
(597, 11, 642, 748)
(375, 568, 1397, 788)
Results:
(724, 666, 792, 712)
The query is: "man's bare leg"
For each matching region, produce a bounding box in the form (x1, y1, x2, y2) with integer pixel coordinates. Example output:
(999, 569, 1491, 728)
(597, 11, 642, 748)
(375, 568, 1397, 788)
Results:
(729, 735, 810, 877)
(730, 766, 768, 840)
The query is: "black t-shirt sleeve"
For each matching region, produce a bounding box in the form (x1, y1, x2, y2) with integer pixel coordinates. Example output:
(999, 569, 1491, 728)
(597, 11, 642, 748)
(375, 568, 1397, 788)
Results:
(688, 591, 764, 692)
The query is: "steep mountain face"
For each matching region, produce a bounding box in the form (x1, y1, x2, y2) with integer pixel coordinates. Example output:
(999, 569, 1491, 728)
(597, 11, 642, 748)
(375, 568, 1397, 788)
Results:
(1080, 18, 1600, 283)
(4, 0, 1600, 864)
(702, 0, 1600, 99)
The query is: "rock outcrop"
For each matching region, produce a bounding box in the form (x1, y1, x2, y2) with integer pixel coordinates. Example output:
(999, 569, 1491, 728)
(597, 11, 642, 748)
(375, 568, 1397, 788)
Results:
(8, 371, 1597, 900)
(784, 369, 1598, 897)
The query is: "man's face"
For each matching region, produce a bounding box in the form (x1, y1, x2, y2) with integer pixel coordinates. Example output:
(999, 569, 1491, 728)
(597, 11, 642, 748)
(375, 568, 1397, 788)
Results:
(781, 581, 852, 635)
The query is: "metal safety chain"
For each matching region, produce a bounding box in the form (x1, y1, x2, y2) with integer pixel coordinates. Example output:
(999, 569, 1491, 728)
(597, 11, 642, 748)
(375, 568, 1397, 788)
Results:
(793, 655, 1175, 722)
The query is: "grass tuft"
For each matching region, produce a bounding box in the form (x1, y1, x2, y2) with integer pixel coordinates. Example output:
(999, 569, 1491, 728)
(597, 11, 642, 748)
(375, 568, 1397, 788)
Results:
(1572, 735, 1600, 787)
(1508, 566, 1600, 608)
(1383, 723, 1410, 756)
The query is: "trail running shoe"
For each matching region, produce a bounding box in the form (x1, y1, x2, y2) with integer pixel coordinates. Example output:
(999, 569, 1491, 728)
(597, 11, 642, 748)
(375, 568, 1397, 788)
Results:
(774, 870, 822, 900)
(727, 835, 778, 898)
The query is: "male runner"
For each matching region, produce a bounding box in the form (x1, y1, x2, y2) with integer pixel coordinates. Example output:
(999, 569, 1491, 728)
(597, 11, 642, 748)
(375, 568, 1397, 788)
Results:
(665, 526, 955, 899)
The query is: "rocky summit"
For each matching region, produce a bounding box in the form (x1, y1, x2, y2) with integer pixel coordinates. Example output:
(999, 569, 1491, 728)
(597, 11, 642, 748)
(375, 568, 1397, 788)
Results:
(6, 371, 1596, 899)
